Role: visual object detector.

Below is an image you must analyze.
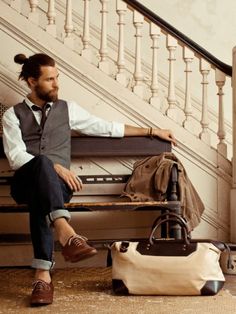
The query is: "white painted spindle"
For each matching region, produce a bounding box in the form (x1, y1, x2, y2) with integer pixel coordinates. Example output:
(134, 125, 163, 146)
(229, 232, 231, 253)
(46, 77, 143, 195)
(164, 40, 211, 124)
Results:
(10, 0, 21, 12)
(133, 11, 144, 99)
(99, 0, 110, 74)
(182, 47, 194, 130)
(199, 59, 211, 144)
(116, 0, 127, 86)
(64, 0, 74, 48)
(28, 0, 38, 12)
(149, 23, 161, 108)
(166, 35, 178, 120)
(28, 0, 39, 24)
(46, 0, 56, 37)
(81, 0, 92, 61)
(215, 69, 227, 156)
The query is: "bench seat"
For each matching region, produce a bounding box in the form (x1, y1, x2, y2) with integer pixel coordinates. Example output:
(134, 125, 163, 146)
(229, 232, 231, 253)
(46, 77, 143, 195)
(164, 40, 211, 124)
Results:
(0, 136, 181, 243)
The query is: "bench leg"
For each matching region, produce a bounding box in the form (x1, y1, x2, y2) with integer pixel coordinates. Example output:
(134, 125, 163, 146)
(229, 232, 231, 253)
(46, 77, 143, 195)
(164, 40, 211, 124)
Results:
(168, 164, 179, 201)
(160, 204, 182, 239)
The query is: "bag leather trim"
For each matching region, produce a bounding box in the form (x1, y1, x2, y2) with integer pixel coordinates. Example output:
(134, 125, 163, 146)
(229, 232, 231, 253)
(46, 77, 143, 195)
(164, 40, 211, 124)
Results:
(200, 280, 225, 295)
(112, 279, 129, 295)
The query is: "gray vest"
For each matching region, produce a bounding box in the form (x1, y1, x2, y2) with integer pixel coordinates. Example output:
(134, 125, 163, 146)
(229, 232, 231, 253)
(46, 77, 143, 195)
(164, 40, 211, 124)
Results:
(14, 100, 71, 169)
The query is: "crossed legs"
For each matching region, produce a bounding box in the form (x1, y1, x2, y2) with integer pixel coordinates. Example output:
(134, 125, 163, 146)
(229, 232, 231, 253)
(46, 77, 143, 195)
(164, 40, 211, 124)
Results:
(10, 155, 97, 305)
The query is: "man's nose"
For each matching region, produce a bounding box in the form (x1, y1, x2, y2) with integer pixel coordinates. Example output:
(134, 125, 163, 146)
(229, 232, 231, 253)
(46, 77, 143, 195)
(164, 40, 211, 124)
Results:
(53, 79, 59, 88)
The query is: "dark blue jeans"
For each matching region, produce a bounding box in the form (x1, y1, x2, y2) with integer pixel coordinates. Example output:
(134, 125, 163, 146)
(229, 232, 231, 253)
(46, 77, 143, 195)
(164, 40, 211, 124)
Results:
(11, 155, 72, 270)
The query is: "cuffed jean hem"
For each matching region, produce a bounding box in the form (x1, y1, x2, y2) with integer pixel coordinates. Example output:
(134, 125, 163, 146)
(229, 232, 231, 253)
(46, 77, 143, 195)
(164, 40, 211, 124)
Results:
(46, 209, 71, 227)
(31, 258, 55, 270)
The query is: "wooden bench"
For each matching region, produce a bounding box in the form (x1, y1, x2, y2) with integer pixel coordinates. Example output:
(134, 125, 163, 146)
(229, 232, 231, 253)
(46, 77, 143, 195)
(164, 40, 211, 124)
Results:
(0, 136, 181, 247)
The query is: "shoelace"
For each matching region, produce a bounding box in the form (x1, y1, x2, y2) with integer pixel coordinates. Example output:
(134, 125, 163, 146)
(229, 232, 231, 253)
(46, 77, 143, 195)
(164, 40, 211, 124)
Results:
(67, 234, 88, 247)
(32, 280, 51, 291)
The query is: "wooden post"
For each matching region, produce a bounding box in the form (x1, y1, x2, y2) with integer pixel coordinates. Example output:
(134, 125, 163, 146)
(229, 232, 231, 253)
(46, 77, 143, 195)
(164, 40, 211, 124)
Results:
(230, 46, 236, 242)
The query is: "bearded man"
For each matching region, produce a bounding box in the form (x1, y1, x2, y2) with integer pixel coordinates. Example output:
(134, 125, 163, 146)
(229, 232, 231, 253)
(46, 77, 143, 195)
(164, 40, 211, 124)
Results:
(2, 53, 176, 306)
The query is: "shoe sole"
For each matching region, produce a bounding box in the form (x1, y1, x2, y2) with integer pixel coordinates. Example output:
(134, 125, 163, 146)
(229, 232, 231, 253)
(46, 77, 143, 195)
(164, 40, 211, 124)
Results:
(31, 300, 53, 307)
(63, 249, 98, 263)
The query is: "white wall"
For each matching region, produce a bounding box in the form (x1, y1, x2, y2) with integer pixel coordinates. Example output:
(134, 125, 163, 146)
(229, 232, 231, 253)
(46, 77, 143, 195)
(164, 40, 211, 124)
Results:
(0, 0, 232, 244)
(141, 0, 235, 65)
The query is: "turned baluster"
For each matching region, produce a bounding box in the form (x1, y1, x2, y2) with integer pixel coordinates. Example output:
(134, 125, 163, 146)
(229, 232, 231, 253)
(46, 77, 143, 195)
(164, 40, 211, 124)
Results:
(46, 0, 56, 37)
(216, 69, 227, 156)
(64, 0, 74, 48)
(166, 35, 178, 120)
(182, 47, 194, 131)
(149, 23, 161, 109)
(28, 0, 39, 24)
(98, 0, 110, 74)
(116, 0, 127, 86)
(81, 0, 92, 61)
(133, 11, 144, 99)
(199, 59, 211, 144)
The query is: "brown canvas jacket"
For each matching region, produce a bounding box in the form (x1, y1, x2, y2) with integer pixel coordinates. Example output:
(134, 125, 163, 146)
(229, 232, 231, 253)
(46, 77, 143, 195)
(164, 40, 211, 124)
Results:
(122, 152, 205, 230)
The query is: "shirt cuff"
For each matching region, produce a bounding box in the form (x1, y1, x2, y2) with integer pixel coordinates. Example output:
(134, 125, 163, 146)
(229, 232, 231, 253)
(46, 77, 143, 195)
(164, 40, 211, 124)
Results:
(111, 122, 125, 137)
(11, 154, 34, 170)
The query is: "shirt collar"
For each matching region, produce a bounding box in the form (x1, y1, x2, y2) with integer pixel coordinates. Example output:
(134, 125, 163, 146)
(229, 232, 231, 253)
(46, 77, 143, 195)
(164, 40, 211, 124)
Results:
(25, 97, 53, 110)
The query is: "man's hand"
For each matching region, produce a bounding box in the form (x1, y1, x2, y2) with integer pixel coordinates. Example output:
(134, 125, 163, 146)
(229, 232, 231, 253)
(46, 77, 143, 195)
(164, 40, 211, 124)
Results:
(153, 129, 177, 146)
(54, 163, 83, 192)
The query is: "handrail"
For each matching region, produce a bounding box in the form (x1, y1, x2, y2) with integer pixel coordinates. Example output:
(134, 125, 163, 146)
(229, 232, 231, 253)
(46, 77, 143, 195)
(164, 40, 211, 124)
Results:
(123, 0, 232, 77)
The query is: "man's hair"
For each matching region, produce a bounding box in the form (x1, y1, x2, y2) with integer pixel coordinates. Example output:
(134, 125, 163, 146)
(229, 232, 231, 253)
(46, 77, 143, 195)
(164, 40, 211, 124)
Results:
(14, 53, 55, 82)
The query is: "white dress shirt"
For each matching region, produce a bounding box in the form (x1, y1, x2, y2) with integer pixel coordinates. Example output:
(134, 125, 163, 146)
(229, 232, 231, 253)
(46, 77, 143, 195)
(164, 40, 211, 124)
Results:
(2, 97, 125, 170)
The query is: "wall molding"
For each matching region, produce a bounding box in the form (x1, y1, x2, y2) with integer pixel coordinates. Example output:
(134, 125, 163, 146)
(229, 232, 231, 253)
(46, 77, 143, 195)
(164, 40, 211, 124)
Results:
(0, 0, 232, 240)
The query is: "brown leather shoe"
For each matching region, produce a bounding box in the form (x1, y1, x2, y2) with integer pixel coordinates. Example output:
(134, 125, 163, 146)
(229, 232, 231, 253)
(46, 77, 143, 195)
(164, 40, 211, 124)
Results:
(30, 280, 54, 306)
(62, 234, 97, 263)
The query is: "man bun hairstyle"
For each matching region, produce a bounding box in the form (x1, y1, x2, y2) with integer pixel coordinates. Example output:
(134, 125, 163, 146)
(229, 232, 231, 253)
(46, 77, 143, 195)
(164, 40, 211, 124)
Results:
(14, 54, 28, 65)
(14, 53, 55, 82)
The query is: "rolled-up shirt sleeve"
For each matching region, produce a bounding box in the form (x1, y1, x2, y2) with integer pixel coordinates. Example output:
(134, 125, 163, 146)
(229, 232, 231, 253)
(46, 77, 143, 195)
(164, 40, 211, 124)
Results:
(68, 100, 125, 137)
(2, 107, 34, 170)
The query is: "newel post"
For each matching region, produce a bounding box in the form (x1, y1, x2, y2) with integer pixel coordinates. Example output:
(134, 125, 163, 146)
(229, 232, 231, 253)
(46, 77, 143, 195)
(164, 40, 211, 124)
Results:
(230, 46, 236, 242)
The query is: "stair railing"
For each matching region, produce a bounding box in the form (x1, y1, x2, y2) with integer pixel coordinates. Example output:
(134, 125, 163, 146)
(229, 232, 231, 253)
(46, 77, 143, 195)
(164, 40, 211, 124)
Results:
(10, 0, 232, 160)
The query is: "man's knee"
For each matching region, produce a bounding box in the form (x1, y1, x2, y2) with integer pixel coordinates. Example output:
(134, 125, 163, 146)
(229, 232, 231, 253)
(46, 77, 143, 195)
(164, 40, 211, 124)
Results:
(34, 155, 53, 167)
(32, 155, 55, 175)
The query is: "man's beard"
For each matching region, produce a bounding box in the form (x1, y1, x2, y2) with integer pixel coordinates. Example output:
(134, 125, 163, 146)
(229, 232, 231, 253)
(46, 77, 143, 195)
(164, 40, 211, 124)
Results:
(35, 85, 58, 102)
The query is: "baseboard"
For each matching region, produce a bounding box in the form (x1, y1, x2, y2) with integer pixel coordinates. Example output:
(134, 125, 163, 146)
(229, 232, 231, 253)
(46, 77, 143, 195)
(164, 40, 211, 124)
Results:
(0, 242, 109, 268)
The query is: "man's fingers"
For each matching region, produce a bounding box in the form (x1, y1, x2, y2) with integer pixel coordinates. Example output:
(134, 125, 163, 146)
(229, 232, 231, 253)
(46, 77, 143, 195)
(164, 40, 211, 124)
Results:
(75, 176, 83, 191)
(169, 133, 177, 146)
(65, 175, 82, 192)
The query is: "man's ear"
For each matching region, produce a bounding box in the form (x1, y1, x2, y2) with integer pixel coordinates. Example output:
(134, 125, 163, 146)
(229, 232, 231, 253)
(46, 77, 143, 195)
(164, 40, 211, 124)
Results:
(27, 77, 37, 88)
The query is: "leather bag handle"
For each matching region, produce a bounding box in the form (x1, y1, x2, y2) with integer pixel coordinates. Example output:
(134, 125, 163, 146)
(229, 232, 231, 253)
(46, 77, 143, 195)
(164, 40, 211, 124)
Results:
(149, 214, 190, 245)
(151, 212, 189, 231)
